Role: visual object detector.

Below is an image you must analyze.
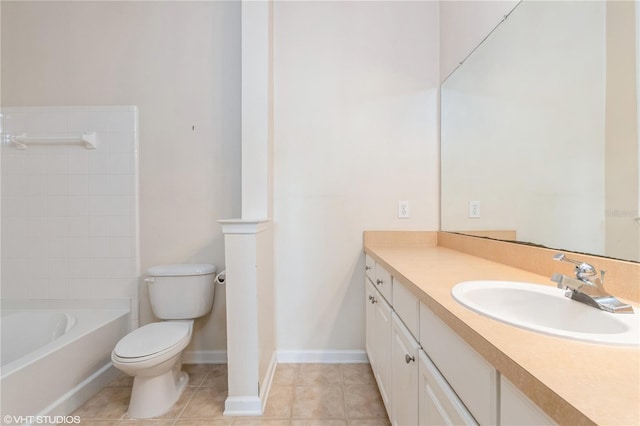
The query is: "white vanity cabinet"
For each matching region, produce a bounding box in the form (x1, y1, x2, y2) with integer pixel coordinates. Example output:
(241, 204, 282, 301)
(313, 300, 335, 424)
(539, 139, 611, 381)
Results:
(365, 277, 393, 413)
(391, 312, 419, 426)
(418, 349, 478, 425)
(420, 303, 498, 425)
(365, 255, 554, 426)
(500, 376, 556, 426)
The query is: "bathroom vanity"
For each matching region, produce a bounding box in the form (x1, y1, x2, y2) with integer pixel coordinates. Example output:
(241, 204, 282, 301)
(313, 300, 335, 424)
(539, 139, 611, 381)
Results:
(363, 231, 640, 426)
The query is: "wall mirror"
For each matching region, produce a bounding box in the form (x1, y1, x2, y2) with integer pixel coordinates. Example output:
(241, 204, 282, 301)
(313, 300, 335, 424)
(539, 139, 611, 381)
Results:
(441, 0, 640, 262)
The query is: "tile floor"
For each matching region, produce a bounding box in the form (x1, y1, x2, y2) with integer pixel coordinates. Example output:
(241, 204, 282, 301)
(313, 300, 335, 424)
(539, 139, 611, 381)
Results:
(74, 363, 390, 425)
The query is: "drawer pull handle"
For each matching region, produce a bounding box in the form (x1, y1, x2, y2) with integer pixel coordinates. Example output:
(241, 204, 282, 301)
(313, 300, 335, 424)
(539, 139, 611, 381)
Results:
(370, 297, 378, 304)
(376, 279, 383, 285)
(405, 354, 415, 364)
(365, 265, 371, 271)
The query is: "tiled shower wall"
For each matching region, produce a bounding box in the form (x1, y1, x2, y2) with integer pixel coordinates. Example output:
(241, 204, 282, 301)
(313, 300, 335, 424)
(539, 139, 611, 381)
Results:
(1, 106, 139, 321)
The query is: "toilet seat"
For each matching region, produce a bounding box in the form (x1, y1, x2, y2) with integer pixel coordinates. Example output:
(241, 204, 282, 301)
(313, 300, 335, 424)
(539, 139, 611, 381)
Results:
(113, 322, 192, 364)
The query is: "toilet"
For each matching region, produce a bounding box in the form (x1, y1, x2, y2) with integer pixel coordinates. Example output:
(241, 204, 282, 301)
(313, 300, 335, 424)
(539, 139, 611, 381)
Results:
(111, 263, 216, 419)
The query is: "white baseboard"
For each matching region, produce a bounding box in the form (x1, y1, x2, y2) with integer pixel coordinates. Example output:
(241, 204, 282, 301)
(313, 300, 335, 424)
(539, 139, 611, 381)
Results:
(260, 351, 278, 413)
(224, 396, 263, 416)
(182, 350, 227, 364)
(183, 350, 367, 364)
(277, 350, 368, 364)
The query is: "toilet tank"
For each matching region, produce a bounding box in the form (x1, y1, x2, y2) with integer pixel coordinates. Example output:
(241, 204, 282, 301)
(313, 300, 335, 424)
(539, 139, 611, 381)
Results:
(146, 264, 216, 320)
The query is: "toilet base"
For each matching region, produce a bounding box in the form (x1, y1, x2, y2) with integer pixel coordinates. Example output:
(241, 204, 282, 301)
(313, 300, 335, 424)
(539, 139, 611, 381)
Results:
(128, 366, 189, 419)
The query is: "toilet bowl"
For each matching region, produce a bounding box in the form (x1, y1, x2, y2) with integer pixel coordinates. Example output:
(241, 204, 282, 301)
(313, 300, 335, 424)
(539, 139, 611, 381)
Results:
(111, 264, 216, 419)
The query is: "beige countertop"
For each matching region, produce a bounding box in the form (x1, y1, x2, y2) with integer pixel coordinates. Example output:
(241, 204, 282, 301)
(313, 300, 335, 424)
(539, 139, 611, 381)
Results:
(364, 244, 640, 426)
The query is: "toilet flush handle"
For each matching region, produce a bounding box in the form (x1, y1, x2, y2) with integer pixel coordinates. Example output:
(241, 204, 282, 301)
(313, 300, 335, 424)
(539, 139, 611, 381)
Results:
(144, 277, 155, 284)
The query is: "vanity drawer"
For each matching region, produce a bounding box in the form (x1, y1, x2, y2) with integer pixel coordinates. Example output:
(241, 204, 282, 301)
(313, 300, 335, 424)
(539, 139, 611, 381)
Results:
(392, 279, 419, 339)
(375, 263, 393, 304)
(419, 303, 498, 426)
(365, 254, 375, 283)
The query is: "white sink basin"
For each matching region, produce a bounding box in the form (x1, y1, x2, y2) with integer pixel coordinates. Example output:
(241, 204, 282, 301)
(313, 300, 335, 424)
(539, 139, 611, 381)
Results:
(451, 281, 640, 346)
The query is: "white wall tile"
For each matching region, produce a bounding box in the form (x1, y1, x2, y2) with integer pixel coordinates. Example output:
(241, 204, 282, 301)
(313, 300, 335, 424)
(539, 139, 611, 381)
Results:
(2, 153, 25, 174)
(3, 112, 29, 133)
(45, 237, 69, 258)
(68, 237, 90, 257)
(2, 177, 27, 196)
(68, 278, 89, 298)
(30, 111, 68, 134)
(23, 155, 49, 175)
(47, 196, 70, 216)
(109, 215, 134, 237)
(68, 196, 89, 216)
(107, 111, 134, 132)
(108, 153, 134, 174)
(2, 236, 33, 259)
(108, 237, 134, 258)
(25, 196, 48, 217)
(68, 175, 89, 195)
(29, 279, 51, 299)
(89, 174, 110, 195)
(47, 257, 69, 278)
(67, 111, 108, 133)
(46, 154, 69, 174)
(69, 216, 89, 237)
(68, 151, 89, 174)
(43, 217, 69, 237)
(89, 237, 110, 259)
(46, 174, 69, 195)
(24, 174, 49, 195)
(105, 133, 136, 153)
(88, 196, 112, 216)
(105, 196, 134, 216)
(108, 259, 136, 279)
(89, 259, 111, 279)
(69, 258, 91, 278)
(88, 152, 109, 174)
(109, 174, 135, 195)
(1, 105, 138, 304)
(89, 215, 110, 236)
(48, 278, 70, 299)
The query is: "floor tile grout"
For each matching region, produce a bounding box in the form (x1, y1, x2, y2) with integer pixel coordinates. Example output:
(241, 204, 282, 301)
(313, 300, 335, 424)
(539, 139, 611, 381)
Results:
(74, 363, 389, 425)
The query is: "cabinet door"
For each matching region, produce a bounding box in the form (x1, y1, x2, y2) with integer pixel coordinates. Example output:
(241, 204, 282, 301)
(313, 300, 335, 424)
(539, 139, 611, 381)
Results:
(391, 313, 419, 426)
(365, 279, 377, 370)
(375, 294, 393, 414)
(501, 376, 556, 426)
(418, 350, 477, 426)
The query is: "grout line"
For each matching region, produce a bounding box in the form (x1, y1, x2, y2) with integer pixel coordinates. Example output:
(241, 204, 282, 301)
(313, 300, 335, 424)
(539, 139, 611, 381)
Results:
(340, 364, 350, 421)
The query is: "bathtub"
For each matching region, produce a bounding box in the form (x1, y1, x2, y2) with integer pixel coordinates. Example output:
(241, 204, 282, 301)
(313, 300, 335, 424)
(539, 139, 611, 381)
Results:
(0, 299, 130, 420)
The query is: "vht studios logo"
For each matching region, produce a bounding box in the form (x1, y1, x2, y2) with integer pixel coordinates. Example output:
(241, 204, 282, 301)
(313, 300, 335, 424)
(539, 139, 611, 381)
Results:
(3, 415, 81, 425)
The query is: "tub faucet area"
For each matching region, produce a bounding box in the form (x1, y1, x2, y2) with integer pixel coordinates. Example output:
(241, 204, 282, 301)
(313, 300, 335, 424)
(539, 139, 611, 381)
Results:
(551, 253, 634, 314)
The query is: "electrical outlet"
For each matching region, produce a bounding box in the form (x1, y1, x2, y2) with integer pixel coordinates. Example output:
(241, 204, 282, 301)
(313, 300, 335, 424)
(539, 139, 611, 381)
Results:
(468, 200, 481, 218)
(398, 200, 409, 219)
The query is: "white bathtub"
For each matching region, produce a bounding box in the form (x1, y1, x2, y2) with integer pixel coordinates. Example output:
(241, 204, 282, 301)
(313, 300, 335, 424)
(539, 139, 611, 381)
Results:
(0, 299, 130, 420)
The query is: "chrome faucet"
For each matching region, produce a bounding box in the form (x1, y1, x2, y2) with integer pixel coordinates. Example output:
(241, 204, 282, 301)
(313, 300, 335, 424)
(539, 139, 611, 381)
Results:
(551, 253, 634, 314)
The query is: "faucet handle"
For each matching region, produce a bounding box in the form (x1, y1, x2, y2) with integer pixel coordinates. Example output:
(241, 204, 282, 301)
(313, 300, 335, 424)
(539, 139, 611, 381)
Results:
(553, 253, 597, 277)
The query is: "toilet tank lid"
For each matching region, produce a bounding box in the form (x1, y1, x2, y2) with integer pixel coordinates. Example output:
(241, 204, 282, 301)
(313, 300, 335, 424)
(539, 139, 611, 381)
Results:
(147, 264, 216, 277)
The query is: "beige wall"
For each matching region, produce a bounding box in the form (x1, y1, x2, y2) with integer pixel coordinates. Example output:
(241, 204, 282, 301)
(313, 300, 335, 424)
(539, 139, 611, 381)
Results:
(273, 1, 440, 353)
(1, 1, 241, 354)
